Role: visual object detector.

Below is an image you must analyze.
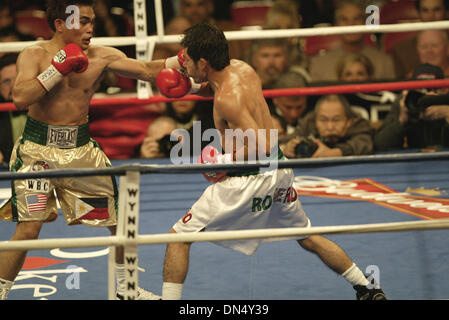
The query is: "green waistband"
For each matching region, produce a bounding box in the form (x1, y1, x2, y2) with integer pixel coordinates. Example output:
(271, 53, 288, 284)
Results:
(228, 146, 285, 177)
(22, 117, 90, 148)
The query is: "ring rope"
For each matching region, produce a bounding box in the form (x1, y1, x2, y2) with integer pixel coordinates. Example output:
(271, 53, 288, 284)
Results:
(1, 152, 449, 181)
(1, 20, 449, 53)
(1, 78, 449, 112)
(1, 219, 449, 252)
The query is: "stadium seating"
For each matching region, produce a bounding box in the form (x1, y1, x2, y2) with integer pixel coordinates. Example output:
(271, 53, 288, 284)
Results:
(230, 1, 273, 28)
(379, 0, 419, 53)
(15, 10, 52, 40)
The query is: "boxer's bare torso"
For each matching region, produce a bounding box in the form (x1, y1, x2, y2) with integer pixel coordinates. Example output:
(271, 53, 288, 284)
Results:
(12, 5, 164, 126)
(210, 60, 276, 157)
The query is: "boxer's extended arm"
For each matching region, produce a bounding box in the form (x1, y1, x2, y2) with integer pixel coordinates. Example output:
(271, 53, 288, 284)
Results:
(106, 48, 213, 96)
(12, 47, 47, 110)
(106, 48, 165, 82)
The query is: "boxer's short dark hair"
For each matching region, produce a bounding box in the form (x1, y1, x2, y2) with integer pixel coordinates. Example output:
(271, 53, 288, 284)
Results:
(181, 23, 230, 71)
(46, 0, 96, 32)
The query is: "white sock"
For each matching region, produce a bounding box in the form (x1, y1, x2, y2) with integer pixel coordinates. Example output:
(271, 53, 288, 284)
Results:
(0, 278, 14, 300)
(162, 282, 183, 300)
(115, 263, 126, 294)
(341, 263, 369, 286)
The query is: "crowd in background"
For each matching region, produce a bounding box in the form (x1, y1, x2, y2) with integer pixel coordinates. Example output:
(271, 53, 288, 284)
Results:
(1, 0, 449, 164)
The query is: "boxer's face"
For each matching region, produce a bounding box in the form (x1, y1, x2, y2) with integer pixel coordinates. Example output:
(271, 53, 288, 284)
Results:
(183, 49, 207, 82)
(59, 5, 95, 50)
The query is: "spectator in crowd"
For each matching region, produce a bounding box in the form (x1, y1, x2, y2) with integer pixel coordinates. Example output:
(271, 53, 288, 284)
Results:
(177, 0, 245, 59)
(263, 0, 310, 81)
(374, 63, 449, 151)
(336, 52, 397, 124)
(0, 54, 26, 167)
(139, 116, 178, 159)
(0, 26, 36, 58)
(294, 0, 335, 28)
(271, 116, 286, 140)
(269, 70, 310, 138)
(247, 38, 292, 89)
(92, 0, 136, 92)
(390, 0, 449, 79)
(336, 52, 374, 82)
(0, 3, 14, 30)
(152, 16, 192, 60)
(139, 100, 214, 158)
(309, 0, 396, 82)
(93, 0, 130, 37)
(415, 29, 449, 77)
(146, 0, 176, 35)
(282, 94, 374, 158)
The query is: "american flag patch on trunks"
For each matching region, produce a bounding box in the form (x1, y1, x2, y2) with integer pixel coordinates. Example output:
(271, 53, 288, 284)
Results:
(26, 194, 48, 213)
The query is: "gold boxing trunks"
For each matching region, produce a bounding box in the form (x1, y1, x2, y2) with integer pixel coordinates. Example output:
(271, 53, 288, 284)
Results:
(0, 117, 118, 227)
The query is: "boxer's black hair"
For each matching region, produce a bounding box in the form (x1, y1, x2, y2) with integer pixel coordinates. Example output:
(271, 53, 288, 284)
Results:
(181, 23, 230, 71)
(46, 0, 96, 32)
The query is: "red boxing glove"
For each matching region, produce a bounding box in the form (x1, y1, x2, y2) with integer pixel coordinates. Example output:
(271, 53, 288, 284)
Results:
(156, 68, 192, 98)
(52, 43, 88, 75)
(37, 43, 88, 92)
(198, 145, 233, 183)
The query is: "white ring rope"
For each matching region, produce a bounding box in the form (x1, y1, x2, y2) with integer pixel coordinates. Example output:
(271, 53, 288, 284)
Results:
(1, 20, 449, 53)
(1, 219, 449, 252)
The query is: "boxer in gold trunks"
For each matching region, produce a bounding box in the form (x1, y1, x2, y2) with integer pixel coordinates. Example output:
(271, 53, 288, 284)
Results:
(0, 0, 185, 300)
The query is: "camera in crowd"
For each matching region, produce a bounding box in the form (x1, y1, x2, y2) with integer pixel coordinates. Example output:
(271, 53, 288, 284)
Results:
(157, 134, 179, 155)
(405, 90, 449, 121)
(405, 63, 448, 121)
(295, 136, 319, 158)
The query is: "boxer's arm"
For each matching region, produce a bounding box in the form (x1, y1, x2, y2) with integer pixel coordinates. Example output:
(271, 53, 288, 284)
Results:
(105, 48, 213, 95)
(105, 47, 165, 82)
(12, 46, 47, 110)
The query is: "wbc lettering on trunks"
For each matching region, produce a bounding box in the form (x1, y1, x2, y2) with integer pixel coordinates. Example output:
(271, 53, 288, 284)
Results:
(47, 125, 78, 148)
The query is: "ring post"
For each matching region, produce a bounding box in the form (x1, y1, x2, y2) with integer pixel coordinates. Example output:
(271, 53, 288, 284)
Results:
(133, 0, 152, 98)
(121, 170, 141, 300)
(108, 170, 130, 300)
(107, 246, 115, 300)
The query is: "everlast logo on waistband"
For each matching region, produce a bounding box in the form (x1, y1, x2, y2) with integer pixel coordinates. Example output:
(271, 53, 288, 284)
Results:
(47, 126, 78, 148)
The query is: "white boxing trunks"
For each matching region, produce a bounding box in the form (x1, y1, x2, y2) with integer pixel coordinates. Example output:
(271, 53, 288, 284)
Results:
(173, 166, 311, 255)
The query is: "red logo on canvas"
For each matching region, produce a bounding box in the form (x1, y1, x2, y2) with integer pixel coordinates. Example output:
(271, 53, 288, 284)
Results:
(295, 176, 449, 220)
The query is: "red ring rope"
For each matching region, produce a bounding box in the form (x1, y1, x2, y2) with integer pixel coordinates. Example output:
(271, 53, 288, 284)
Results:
(1, 78, 448, 112)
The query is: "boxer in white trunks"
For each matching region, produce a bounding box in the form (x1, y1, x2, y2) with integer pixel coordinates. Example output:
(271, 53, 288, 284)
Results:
(156, 23, 387, 300)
